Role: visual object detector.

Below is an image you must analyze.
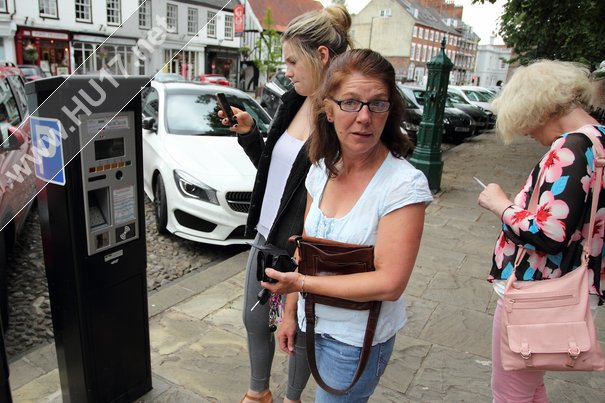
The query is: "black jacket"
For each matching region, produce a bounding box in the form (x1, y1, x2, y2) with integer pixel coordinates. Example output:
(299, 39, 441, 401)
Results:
(238, 88, 310, 255)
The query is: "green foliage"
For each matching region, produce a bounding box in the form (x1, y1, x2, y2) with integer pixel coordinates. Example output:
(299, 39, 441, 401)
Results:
(473, 0, 605, 69)
(254, 8, 283, 75)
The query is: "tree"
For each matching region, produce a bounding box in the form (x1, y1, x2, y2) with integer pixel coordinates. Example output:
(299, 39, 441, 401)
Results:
(254, 8, 282, 79)
(473, 0, 605, 68)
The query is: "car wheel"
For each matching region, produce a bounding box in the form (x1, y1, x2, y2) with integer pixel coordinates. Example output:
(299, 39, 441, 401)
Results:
(0, 230, 9, 331)
(154, 174, 168, 234)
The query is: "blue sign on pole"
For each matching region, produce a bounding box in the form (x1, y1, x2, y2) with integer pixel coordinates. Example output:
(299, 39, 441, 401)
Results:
(31, 116, 66, 186)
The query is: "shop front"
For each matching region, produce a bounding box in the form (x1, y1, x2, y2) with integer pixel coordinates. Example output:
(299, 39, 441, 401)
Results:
(15, 27, 70, 76)
(71, 34, 138, 75)
(205, 45, 239, 86)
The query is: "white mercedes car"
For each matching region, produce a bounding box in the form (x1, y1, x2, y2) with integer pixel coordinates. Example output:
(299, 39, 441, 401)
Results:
(141, 81, 271, 245)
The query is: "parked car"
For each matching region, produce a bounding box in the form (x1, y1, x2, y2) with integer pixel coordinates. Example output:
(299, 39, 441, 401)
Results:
(449, 86, 496, 129)
(397, 87, 423, 143)
(194, 74, 230, 86)
(447, 90, 491, 135)
(399, 84, 475, 144)
(140, 81, 271, 245)
(17, 64, 47, 82)
(153, 72, 186, 82)
(260, 71, 293, 117)
(0, 64, 35, 327)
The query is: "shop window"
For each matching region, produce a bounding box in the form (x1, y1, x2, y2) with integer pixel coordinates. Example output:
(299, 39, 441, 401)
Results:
(224, 15, 233, 40)
(207, 11, 216, 38)
(139, 0, 151, 29)
(187, 7, 198, 35)
(163, 49, 198, 80)
(35, 39, 69, 75)
(167, 3, 177, 33)
(107, 0, 121, 26)
(75, 0, 92, 23)
(39, 0, 58, 18)
(73, 42, 95, 74)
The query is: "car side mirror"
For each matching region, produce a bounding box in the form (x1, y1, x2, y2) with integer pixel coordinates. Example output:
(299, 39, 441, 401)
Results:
(0, 123, 25, 153)
(142, 116, 156, 131)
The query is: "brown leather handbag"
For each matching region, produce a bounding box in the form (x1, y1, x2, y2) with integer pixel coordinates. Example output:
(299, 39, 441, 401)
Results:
(289, 235, 381, 395)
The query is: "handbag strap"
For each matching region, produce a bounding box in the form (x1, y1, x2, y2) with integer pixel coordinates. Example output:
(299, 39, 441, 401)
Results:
(508, 125, 605, 283)
(304, 296, 381, 395)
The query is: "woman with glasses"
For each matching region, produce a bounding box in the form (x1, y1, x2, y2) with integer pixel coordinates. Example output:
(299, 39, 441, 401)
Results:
(262, 49, 432, 402)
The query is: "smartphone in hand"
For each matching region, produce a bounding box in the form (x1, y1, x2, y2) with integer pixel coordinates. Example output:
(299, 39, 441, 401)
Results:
(216, 92, 237, 126)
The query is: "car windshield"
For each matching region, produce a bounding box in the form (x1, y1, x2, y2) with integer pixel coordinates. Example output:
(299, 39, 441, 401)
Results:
(165, 91, 271, 136)
(397, 86, 420, 109)
(462, 89, 493, 102)
(414, 89, 456, 107)
(155, 73, 185, 82)
(448, 91, 470, 104)
(20, 67, 39, 76)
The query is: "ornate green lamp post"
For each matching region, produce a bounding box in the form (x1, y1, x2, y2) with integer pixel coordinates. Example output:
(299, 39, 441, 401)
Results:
(409, 38, 453, 193)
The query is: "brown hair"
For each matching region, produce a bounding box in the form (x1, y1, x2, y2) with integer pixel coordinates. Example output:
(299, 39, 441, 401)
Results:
(308, 49, 413, 177)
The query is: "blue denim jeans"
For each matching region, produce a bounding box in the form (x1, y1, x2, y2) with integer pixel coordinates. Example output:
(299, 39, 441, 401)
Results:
(314, 333, 395, 402)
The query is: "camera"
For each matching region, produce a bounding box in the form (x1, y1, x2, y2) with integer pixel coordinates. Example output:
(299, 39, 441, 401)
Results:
(252, 244, 297, 283)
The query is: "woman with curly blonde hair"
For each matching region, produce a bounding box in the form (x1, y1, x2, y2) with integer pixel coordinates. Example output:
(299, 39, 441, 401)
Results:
(478, 59, 605, 402)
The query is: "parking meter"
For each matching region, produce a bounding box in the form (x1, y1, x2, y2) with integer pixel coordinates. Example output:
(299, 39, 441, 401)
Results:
(26, 76, 151, 403)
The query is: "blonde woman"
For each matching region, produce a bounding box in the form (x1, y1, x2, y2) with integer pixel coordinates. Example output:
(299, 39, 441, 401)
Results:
(477, 60, 605, 402)
(219, 5, 353, 403)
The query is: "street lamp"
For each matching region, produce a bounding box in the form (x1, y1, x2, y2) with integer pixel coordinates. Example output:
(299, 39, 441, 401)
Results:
(369, 15, 391, 49)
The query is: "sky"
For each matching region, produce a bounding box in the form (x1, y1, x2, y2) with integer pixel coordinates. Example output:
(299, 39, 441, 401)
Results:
(319, 0, 505, 45)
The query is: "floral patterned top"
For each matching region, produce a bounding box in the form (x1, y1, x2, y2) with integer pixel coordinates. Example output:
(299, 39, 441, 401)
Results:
(489, 125, 605, 301)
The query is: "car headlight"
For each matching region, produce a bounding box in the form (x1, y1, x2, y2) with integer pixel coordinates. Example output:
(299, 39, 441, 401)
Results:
(173, 169, 219, 205)
(443, 117, 451, 125)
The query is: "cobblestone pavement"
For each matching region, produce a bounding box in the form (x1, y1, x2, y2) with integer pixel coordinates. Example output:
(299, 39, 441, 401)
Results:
(4, 197, 247, 360)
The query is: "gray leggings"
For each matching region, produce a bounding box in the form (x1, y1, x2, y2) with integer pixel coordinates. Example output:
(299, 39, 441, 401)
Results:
(243, 233, 311, 400)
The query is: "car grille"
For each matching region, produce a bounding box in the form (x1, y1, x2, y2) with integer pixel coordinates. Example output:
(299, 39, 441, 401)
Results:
(226, 191, 252, 213)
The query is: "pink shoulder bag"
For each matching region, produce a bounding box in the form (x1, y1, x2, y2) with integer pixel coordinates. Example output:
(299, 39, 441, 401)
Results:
(500, 126, 605, 371)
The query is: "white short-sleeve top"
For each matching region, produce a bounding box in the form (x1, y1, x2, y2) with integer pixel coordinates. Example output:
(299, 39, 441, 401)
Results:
(298, 152, 433, 347)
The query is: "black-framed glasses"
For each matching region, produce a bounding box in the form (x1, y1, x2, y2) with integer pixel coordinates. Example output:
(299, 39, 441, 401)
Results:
(330, 97, 391, 113)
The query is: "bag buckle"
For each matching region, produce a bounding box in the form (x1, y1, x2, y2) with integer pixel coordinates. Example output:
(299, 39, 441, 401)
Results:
(567, 341, 581, 368)
(520, 343, 531, 360)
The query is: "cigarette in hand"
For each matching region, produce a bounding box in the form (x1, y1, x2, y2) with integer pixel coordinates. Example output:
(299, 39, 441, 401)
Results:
(473, 176, 487, 189)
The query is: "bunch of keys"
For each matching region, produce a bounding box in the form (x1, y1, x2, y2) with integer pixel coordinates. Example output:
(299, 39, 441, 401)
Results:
(250, 289, 281, 332)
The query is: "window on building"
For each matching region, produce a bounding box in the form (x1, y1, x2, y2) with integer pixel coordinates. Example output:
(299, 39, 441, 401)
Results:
(421, 45, 426, 62)
(188, 8, 198, 35)
(166, 3, 177, 32)
(429, 30, 434, 42)
(424, 29, 428, 40)
(224, 15, 233, 40)
(0, 0, 6, 13)
(413, 26, 418, 37)
(39, 0, 58, 18)
(500, 58, 506, 69)
(410, 43, 416, 61)
(163, 49, 199, 80)
(207, 11, 216, 38)
(139, 0, 151, 29)
(418, 27, 423, 39)
(379, 9, 391, 17)
(106, 0, 121, 25)
(75, 0, 91, 22)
